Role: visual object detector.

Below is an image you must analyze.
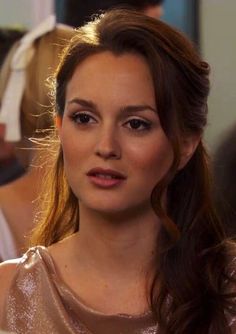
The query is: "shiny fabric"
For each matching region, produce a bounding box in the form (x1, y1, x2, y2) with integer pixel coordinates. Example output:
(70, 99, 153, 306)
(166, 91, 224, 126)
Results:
(1, 247, 157, 334)
(1, 246, 236, 333)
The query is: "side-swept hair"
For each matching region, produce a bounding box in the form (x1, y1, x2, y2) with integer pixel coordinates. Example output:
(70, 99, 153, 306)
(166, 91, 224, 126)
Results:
(31, 10, 236, 333)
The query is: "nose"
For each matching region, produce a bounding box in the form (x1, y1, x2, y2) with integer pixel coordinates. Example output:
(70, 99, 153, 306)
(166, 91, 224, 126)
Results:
(94, 127, 121, 160)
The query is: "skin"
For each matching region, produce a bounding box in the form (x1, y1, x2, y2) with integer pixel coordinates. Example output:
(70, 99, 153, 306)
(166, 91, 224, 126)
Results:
(143, 4, 164, 19)
(0, 51, 198, 316)
(52, 51, 173, 314)
(0, 167, 41, 255)
(60, 52, 174, 219)
(0, 122, 43, 257)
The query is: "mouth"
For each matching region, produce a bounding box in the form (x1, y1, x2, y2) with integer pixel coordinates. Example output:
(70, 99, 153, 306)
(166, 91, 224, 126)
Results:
(87, 168, 126, 188)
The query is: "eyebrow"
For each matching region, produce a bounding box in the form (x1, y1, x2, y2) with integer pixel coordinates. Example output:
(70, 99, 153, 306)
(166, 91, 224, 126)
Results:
(67, 98, 96, 109)
(67, 98, 157, 114)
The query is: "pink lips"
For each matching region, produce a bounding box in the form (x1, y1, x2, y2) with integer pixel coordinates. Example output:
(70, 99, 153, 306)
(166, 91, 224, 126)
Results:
(87, 168, 126, 188)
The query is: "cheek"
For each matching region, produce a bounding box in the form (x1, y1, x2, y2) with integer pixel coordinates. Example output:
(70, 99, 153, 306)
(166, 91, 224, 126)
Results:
(60, 122, 89, 166)
(62, 141, 86, 170)
(128, 140, 173, 182)
(60, 129, 82, 174)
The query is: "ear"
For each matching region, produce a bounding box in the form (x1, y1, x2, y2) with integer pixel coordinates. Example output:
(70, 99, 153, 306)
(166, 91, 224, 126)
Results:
(55, 115, 62, 128)
(178, 134, 201, 170)
(55, 115, 62, 139)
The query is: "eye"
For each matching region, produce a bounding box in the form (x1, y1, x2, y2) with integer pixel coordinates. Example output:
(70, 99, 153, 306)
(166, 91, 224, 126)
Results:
(70, 112, 96, 124)
(125, 118, 151, 131)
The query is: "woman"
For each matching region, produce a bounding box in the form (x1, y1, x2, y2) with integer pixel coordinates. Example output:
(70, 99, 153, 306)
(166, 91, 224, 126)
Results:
(0, 18, 74, 260)
(0, 9, 235, 334)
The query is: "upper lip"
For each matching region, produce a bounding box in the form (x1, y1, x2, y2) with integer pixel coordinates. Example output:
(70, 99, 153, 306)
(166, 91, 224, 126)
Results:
(87, 167, 126, 179)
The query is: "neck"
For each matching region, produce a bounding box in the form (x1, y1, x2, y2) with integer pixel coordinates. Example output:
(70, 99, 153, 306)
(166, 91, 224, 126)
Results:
(69, 204, 160, 281)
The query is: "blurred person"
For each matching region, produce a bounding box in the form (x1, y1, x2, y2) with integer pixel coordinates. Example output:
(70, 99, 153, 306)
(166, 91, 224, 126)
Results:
(63, 0, 164, 27)
(0, 16, 74, 261)
(0, 28, 26, 185)
(0, 9, 235, 333)
(214, 123, 236, 237)
(0, 28, 26, 67)
(0, 124, 25, 186)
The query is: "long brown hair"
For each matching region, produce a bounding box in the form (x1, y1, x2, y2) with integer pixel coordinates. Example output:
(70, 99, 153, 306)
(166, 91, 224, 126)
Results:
(31, 10, 236, 333)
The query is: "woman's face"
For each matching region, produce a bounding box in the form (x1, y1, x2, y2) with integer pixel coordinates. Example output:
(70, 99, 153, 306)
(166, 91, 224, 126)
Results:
(59, 51, 173, 216)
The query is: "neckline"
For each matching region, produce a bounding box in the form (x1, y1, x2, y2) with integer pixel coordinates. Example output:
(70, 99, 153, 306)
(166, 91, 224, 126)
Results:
(32, 245, 153, 320)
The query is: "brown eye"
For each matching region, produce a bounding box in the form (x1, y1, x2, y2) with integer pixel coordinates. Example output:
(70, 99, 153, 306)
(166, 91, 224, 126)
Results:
(71, 112, 96, 124)
(125, 119, 151, 131)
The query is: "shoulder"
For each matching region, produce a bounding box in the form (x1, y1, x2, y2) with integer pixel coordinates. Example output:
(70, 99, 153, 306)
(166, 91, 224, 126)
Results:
(0, 184, 13, 207)
(0, 186, 10, 219)
(0, 246, 48, 321)
(0, 185, 7, 203)
(0, 259, 19, 318)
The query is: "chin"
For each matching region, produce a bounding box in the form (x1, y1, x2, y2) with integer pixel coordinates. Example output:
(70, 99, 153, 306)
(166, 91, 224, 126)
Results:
(84, 202, 128, 215)
(81, 197, 149, 220)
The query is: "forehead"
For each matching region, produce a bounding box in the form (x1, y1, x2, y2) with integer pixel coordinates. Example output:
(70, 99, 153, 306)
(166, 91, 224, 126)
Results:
(66, 51, 155, 104)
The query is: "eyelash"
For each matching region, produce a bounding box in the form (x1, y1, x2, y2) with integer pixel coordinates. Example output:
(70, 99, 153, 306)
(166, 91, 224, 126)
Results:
(70, 113, 94, 125)
(125, 117, 152, 131)
(70, 112, 152, 131)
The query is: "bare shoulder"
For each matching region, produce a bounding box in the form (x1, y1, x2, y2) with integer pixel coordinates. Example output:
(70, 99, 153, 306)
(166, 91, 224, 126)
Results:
(0, 259, 19, 317)
(48, 234, 76, 264)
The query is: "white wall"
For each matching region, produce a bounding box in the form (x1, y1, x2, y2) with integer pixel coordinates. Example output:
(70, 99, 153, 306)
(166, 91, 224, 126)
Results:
(200, 0, 236, 150)
(0, 0, 54, 29)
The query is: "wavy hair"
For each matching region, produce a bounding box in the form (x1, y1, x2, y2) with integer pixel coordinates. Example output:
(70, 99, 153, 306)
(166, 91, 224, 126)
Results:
(31, 10, 236, 333)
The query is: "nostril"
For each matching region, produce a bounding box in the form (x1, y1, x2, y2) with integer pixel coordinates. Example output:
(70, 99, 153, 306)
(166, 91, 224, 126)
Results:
(95, 149, 120, 160)
(94, 130, 121, 159)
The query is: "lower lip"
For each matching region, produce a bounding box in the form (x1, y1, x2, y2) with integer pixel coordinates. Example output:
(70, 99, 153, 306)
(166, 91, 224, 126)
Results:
(87, 175, 125, 188)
